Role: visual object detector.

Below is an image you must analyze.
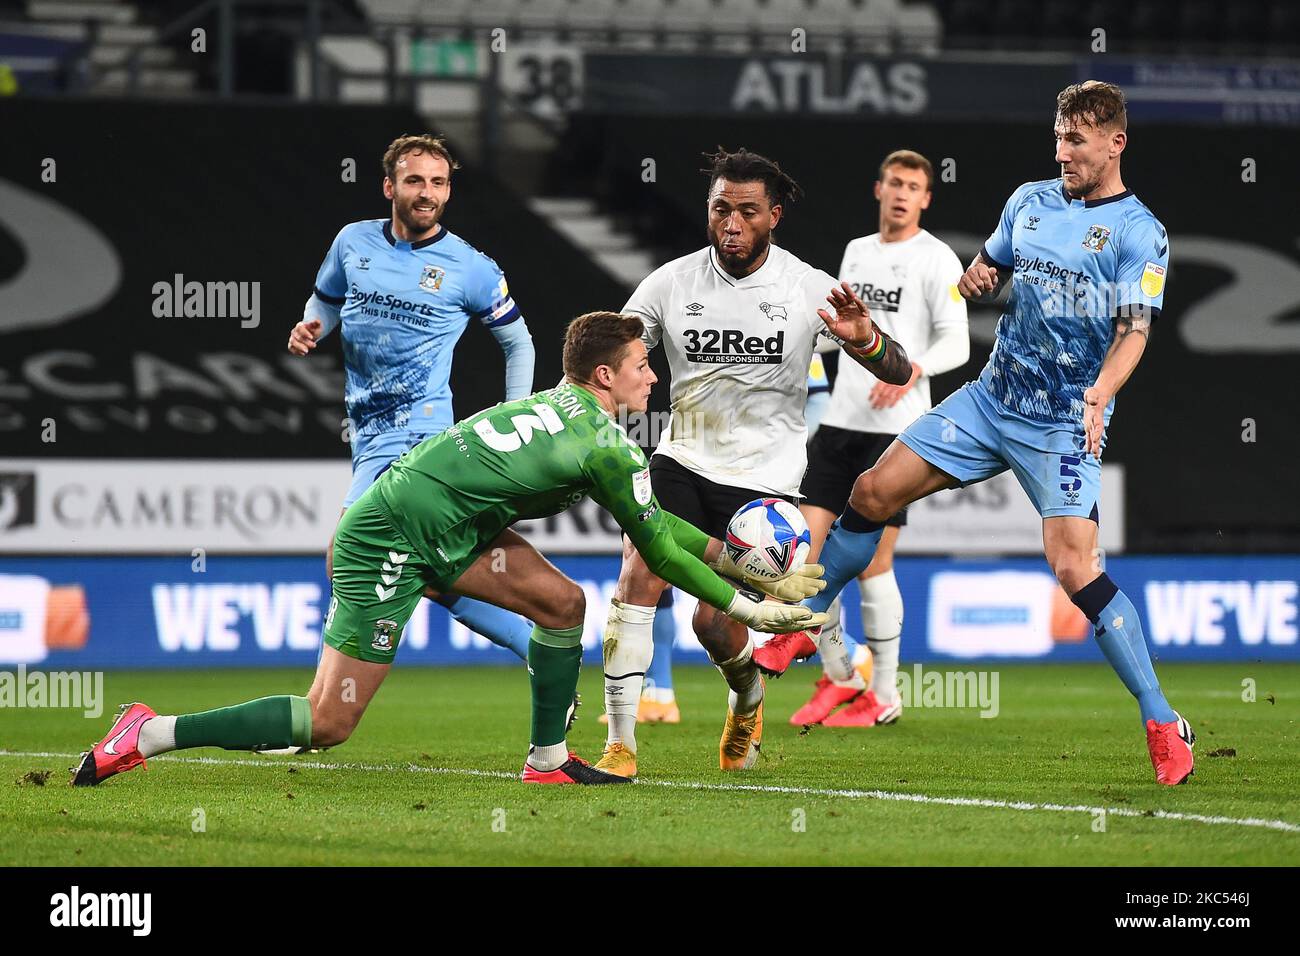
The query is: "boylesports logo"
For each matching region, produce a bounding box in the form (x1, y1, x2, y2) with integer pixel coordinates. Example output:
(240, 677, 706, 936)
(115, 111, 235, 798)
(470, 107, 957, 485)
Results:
(681, 328, 784, 364)
(848, 282, 903, 313)
(348, 285, 436, 325)
(758, 302, 787, 321)
(1012, 251, 1091, 286)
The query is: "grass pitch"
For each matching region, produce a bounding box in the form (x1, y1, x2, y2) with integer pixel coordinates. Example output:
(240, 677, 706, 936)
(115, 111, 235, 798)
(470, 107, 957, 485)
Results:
(2, 663, 1297, 866)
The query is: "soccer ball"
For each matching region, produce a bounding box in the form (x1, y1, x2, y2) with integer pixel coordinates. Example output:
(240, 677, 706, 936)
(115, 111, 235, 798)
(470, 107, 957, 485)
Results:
(725, 498, 812, 582)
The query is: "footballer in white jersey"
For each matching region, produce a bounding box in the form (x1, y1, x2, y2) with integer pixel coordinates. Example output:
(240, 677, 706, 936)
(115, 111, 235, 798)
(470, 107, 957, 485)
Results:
(629, 242, 850, 496)
(593, 148, 912, 780)
(790, 151, 970, 729)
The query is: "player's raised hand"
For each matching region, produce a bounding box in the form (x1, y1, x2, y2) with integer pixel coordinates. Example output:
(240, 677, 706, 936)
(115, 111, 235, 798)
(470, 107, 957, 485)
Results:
(818, 281, 877, 346)
(1082, 386, 1108, 458)
(958, 260, 999, 299)
(288, 318, 322, 356)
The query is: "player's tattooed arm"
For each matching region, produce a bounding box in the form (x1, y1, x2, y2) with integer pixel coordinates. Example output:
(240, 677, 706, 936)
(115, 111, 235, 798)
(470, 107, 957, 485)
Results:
(817, 281, 912, 385)
(1082, 310, 1154, 456)
(1096, 310, 1153, 392)
(957, 251, 1010, 302)
(844, 326, 912, 385)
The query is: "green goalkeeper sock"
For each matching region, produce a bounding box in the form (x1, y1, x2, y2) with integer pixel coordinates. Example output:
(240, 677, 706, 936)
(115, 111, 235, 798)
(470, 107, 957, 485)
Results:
(528, 623, 584, 750)
(174, 695, 312, 751)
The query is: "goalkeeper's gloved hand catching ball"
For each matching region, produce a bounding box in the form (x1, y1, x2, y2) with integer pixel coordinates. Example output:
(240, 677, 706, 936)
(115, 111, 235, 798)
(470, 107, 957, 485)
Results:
(725, 593, 829, 634)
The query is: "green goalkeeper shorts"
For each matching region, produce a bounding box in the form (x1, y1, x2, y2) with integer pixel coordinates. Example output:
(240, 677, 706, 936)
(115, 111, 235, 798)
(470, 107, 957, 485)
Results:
(323, 487, 437, 664)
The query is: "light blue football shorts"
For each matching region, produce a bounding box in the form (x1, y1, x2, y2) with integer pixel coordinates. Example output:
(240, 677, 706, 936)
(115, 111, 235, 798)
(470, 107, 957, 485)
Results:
(897, 379, 1102, 521)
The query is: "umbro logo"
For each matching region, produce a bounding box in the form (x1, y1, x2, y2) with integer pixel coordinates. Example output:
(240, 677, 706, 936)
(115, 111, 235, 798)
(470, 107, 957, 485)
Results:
(686, 302, 703, 317)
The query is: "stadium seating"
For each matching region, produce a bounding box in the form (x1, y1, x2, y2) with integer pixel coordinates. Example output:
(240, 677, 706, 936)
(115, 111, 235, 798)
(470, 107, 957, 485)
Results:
(9, 0, 1298, 74)
(356, 0, 941, 50)
(347, 0, 1300, 54)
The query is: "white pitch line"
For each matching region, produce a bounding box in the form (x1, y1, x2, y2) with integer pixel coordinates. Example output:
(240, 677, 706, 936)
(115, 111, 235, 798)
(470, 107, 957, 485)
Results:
(4, 749, 1298, 834)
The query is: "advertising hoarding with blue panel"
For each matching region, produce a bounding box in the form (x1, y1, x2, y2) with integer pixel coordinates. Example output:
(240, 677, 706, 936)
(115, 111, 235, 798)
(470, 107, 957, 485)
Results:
(2, 555, 1295, 670)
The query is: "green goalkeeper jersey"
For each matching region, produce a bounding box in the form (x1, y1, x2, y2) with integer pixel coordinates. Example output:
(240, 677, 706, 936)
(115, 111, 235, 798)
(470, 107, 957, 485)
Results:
(375, 381, 736, 610)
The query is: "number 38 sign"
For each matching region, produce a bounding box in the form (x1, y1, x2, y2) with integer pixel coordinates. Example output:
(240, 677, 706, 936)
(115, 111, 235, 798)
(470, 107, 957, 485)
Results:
(499, 41, 583, 118)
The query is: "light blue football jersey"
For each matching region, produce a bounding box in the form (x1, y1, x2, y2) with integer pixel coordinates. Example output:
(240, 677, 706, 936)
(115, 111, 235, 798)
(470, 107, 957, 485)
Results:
(979, 179, 1169, 425)
(313, 219, 521, 439)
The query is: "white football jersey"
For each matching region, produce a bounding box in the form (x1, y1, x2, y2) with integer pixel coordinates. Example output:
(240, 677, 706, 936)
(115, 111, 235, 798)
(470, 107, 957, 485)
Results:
(623, 244, 840, 496)
(821, 229, 969, 436)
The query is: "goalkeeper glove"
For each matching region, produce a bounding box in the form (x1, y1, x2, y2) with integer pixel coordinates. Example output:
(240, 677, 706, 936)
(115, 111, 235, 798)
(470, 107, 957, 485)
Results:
(725, 593, 828, 634)
(711, 553, 827, 604)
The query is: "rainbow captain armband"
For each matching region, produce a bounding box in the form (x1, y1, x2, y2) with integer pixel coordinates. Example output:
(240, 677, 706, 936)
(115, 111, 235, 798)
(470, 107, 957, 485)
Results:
(845, 328, 887, 362)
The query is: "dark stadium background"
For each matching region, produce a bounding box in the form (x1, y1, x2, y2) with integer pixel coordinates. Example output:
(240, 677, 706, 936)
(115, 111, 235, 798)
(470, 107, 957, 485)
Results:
(1, 0, 1298, 672)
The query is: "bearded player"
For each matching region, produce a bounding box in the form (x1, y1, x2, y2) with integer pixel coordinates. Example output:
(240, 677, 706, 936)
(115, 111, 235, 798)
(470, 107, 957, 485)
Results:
(622, 353, 834, 727)
(783, 150, 970, 728)
(286, 135, 538, 673)
(596, 148, 912, 778)
(74, 312, 828, 787)
(758, 82, 1194, 785)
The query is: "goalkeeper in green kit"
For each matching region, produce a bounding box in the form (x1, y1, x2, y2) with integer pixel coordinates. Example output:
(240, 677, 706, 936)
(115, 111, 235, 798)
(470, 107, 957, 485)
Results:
(74, 312, 828, 787)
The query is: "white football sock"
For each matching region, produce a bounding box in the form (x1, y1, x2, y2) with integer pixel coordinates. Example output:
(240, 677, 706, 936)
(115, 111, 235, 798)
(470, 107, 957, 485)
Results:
(815, 594, 863, 687)
(603, 600, 656, 753)
(527, 742, 568, 772)
(714, 635, 764, 716)
(137, 715, 177, 758)
(861, 569, 904, 702)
